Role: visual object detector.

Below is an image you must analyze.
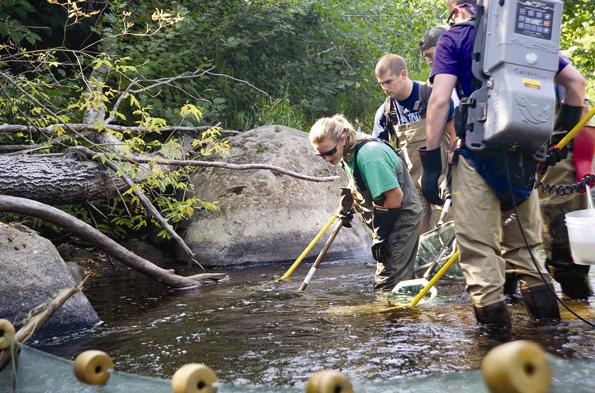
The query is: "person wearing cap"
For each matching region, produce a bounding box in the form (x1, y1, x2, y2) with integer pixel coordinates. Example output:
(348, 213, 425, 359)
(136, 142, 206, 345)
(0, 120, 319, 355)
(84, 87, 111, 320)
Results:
(310, 114, 422, 290)
(372, 54, 456, 234)
(420, 26, 448, 67)
(420, 26, 460, 108)
(420, 0, 587, 333)
(537, 92, 594, 300)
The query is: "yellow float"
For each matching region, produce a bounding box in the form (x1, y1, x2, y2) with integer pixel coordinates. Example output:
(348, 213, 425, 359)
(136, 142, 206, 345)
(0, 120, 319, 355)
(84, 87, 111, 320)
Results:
(73, 350, 113, 385)
(0, 319, 16, 350)
(305, 370, 353, 393)
(171, 363, 218, 393)
(481, 340, 551, 393)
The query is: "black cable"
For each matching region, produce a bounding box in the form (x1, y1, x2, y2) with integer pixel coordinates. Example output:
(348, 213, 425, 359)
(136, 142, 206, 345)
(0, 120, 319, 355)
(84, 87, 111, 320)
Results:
(504, 151, 594, 328)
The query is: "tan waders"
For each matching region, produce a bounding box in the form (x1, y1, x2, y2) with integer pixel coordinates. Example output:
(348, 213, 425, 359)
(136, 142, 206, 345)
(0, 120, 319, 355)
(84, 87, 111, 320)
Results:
(452, 155, 560, 329)
(393, 119, 451, 233)
(538, 152, 593, 299)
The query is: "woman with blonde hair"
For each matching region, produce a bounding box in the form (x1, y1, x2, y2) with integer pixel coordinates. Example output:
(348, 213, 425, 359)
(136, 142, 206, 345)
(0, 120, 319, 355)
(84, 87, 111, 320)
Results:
(310, 114, 422, 290)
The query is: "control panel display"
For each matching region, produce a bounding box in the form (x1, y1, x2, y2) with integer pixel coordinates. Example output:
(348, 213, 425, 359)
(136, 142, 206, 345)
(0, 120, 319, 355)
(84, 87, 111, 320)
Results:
(515, 0, 554, 40)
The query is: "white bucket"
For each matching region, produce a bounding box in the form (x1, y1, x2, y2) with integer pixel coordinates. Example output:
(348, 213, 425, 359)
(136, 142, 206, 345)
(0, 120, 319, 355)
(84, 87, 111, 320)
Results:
(565, 209, 595, 265)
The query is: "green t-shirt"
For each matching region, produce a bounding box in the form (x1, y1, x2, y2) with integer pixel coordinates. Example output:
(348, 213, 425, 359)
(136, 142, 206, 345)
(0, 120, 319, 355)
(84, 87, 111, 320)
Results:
(343, 137, 400, 201)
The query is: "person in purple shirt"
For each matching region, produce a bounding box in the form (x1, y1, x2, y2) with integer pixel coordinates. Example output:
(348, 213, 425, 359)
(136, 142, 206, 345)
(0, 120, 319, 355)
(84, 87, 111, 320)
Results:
(420, 0, 586, 335)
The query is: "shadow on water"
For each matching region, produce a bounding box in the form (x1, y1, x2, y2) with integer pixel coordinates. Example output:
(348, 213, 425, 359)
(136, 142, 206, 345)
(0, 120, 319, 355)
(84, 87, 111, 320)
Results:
(32, 258, 595, 387)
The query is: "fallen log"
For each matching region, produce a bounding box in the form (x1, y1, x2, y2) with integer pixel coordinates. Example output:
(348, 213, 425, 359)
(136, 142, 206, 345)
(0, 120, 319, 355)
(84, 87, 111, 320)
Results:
(0, 195, 227, 288)
(0, 155, 126, 204)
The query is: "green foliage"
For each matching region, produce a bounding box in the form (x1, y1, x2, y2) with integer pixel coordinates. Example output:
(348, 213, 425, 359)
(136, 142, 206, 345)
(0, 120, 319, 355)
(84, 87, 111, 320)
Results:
(2, 0, 592, 242)
(90, 0, 445, 131)
(561, 0, 594, 99)
(0, 0, 229, 239)
(0, 0, 41, 45)
(235, 97, 308, 130)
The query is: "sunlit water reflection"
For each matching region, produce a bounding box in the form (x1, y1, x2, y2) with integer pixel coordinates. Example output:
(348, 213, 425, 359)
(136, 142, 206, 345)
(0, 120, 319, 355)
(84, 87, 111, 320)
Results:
(33, 258, 594, 387)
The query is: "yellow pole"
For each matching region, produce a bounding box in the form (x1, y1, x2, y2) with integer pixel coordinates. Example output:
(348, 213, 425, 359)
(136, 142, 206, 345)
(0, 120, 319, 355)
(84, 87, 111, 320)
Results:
(408, 250, 459, 307)
(274, 215, 338, 282)
(557, 107, 595, 150)
(381, 249, 460, 313)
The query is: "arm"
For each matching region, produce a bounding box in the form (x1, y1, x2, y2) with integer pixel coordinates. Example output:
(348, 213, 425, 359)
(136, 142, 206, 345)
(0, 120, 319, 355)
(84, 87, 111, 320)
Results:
(426, 74, 458, 149)
(554, 63, 586, 107)
(374, 187, 403, 209)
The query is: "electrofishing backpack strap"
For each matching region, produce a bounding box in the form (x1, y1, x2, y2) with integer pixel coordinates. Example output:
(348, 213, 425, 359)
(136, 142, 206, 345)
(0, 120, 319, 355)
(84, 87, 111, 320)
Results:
(352, 139, 372, 191)
(452, 18, 484, 140)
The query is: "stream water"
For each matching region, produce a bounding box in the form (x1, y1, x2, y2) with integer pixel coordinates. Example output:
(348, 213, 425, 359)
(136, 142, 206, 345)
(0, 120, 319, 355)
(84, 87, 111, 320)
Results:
(32, 258, 595, 388)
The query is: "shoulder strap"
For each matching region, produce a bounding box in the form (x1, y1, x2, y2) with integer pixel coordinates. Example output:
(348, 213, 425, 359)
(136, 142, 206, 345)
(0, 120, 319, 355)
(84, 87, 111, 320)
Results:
(417, 82, 433, 118)
(352, 138, 397, 191)
(383, 96, 391, 119)
(382, 97, 399, 148)
(453, 19, 483, 99)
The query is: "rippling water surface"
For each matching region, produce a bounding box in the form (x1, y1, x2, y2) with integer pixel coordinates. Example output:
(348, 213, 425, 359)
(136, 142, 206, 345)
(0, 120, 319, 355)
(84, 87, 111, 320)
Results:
(34, 258, 595, 388)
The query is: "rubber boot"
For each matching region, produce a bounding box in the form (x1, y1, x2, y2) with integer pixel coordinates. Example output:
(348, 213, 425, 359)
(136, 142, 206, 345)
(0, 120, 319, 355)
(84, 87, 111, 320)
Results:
(521, 283, 561, 324)
(503, 272, 523, 304)
(546, 260, 593, 300)
(473, 301, 512, 338)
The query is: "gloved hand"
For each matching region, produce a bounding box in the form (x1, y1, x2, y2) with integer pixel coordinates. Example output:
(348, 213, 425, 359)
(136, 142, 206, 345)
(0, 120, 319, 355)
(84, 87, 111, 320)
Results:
(371, 206, 399, 262)
(543, 144, 569, 168)
(554, 103, 584, 133)
(337, 187, 355, 228)
(418, 146, 444, 206)
(541, 104, 584, 168)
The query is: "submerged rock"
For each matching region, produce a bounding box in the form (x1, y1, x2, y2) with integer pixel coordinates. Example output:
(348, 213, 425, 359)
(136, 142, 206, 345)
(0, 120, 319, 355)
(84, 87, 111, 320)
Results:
(0, 222, 100, 337)
(185, 125, 372, 266)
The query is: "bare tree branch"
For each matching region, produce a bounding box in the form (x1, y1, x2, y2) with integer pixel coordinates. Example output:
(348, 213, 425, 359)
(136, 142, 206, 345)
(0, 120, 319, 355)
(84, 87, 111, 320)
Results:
(0, 278, 88, 369)
(128, 156, 341, 182)
(205, 70, 271, 98)
(0, 144, 48, 153)
(128, 68, 213, 95)
(104, 82, 134, 125)
(74, 146, 197, 265)
(0, 195, 227, 288)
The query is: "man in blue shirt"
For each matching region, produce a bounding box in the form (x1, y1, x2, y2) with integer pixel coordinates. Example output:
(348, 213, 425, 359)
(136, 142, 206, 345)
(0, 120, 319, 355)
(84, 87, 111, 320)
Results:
(373, 54, 456, 233)
(421, 0, 585, 333)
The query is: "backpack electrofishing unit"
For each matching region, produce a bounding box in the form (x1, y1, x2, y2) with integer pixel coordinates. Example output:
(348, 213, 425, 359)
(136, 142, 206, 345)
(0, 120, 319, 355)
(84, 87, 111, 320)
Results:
(461, 0, 563, 156)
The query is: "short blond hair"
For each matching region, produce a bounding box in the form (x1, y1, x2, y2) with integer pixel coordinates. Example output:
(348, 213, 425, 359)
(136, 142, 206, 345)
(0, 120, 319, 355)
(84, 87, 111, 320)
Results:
(375, 54, 407, 78)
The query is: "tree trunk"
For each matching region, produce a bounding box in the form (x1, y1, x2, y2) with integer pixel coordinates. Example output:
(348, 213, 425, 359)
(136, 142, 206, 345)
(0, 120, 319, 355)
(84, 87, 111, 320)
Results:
(0, 155, 126, 204)
(0, 195, 227, 288)
(0, 151, 339, 205)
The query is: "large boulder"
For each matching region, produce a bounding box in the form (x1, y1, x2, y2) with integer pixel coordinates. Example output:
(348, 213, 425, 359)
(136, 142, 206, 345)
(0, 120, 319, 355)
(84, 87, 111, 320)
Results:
(185, 125, 372, 267)
(0, 222, 100, 337)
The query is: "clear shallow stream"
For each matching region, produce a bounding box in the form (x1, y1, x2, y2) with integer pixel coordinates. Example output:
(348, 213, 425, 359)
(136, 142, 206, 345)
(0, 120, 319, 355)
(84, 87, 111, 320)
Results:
(31, 258, 595, 388)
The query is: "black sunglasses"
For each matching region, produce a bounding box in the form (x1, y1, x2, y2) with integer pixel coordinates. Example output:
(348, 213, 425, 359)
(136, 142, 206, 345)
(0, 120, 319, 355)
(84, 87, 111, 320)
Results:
(317, 142, 339, 157)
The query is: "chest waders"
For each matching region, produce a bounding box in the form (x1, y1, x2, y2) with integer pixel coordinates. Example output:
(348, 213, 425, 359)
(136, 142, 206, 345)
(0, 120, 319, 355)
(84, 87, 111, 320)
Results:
(383, 88, 451, 231)
(347, 139, 422, 290)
